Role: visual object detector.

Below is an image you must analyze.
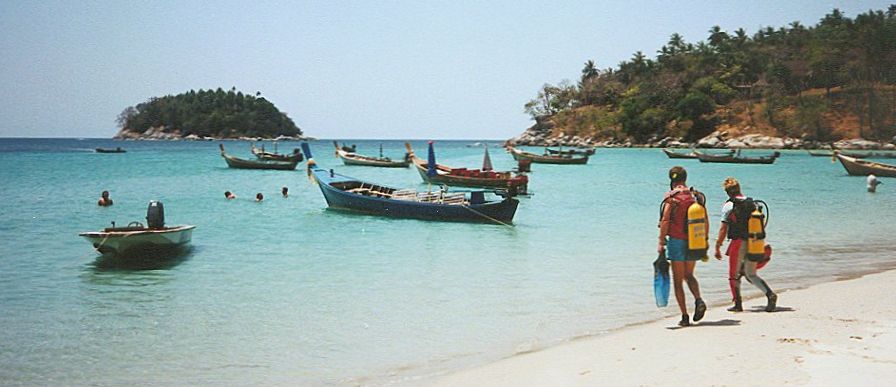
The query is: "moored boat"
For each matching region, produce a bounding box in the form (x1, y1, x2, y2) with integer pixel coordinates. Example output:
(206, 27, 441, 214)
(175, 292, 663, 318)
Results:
(842, 150, 896, 159)
(251, 143, 304, 162)
(302, 143, 519, 224)
(220, 144, 300, 170)
(79, 201, 195, 256)
(405, 142, 528, 194)
(695, 150, 780, 164)
(506, 145, 589, 164)
(545, 147, 596, 156)
(333, 141, 410, 168)
(663, 148, 735, 159)
(95, 147, 126, 153)
(834, 152, 896, 177)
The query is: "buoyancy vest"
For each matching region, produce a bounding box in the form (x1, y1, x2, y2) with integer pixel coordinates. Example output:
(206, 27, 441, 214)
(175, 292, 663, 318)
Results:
(726, 197, 755, 240)
(663, 188, 696, 240)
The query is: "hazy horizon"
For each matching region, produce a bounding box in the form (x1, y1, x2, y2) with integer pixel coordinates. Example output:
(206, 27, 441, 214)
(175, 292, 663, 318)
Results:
(1, 1, 889, 139)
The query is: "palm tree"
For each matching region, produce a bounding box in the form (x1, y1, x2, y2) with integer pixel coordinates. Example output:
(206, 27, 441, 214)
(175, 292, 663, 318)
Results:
(708, 25, 729, 47)
(581, 60, 599, 80)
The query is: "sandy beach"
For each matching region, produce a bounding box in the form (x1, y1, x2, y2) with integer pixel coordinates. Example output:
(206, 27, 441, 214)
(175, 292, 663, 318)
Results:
(436, 269, 896, 386)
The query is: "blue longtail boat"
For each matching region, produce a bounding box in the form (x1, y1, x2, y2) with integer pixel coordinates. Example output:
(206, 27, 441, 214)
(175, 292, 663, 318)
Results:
(301, 143, 519, 224)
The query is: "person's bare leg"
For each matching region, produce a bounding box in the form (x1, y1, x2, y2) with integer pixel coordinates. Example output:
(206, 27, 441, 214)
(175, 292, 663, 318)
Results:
(671, 261, 687, 315)
(683, 261, 701, 299)
(684, 260, 706, 321)
(671, 261, 690, 326)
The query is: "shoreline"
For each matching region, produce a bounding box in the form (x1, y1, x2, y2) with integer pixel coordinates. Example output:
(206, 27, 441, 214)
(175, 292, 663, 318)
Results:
(434, 267, 896, 386)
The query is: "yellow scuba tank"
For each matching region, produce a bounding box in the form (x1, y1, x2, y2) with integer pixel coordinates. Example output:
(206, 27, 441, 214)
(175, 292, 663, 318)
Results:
(747, 206, 766, 261)
(687, 202, 709, 261)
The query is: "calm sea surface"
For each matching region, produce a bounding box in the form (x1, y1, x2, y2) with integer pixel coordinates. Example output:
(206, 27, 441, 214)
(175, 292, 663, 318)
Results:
(1, 138, 894, 385)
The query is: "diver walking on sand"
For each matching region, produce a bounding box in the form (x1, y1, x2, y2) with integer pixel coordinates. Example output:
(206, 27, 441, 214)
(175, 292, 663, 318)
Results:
(714, 177, 777, 312)
(658, 166, 708, 326)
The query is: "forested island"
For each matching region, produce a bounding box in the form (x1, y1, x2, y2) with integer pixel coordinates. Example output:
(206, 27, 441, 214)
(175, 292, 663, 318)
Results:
(114, 88, 304, 140)
(513, 7, 896, 149)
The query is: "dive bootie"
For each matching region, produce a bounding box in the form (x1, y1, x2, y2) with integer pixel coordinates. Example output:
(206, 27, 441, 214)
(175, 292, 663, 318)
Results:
(693, 299, 707, 322)
(765, 293, 778, 312)
(727, 298, 743, 312)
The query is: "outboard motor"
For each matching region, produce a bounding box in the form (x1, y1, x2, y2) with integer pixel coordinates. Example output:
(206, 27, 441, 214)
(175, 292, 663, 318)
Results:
(146, 200, 165, 229)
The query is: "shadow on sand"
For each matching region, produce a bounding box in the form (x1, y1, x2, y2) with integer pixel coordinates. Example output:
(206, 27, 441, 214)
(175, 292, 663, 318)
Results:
(91, 245, 195, 271)
(666, 319, 741, 330)
(748, 306, 796, 313)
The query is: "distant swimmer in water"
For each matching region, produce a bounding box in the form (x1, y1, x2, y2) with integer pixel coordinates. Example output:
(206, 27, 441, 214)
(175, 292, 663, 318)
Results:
(867, 174, 882, 193)
(658, 166, 707, 327)
(97, 191, 113, 206)
(256, 192, 264, 202)
(282, 186, 289, 197)
(225, 191, 236, 199)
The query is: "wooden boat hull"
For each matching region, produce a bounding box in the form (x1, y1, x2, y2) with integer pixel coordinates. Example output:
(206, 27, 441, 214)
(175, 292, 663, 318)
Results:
(546, 147, 596, 156)
(220, 144, 299, 170)
(334, 144, 410, 168)
(664, 148, 735, 159)
(340, 156, 409, 167)
(696, 152, 778, 164)
(507, 146, 589, 164)
(304, 145, 518, 224)
(835, 153, 896, 177)
(663, 149, 697, 159)
(842, 151, 896, 159)
(80, 225, 195, 255)
(251, 145, 304, 162)
(95, 148, 126, 153)
(405, 143, 528, 193)
(411, 163, 527, 192)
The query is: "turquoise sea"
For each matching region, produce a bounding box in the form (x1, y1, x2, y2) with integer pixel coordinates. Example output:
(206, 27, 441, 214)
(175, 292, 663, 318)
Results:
(1, 138, 894, 385)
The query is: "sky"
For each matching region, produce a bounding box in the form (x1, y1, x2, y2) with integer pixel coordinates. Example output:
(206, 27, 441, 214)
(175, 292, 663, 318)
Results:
(0, 1, 890, 139)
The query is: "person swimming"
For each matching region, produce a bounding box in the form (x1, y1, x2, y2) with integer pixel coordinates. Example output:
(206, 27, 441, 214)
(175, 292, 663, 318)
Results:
(97, 191, 113, 206)
(282, 187, 288, 197)
(225, 191, 236, 199)
(256, 192, 264, 202)
(867, 174, 882, 193)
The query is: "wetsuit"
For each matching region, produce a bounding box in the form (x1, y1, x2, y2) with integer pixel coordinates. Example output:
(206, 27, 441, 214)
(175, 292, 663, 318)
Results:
(722, 196, 773, 300)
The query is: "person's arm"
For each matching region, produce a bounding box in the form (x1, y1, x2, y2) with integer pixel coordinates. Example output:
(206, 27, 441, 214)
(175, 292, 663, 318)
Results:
(658, 200, 672, 253)
(714, 222, 727, 259)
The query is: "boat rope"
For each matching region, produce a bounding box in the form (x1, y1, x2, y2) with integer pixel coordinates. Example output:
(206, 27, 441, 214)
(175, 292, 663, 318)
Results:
(461, 205, 513, 228)
(93, 233, 111, 253)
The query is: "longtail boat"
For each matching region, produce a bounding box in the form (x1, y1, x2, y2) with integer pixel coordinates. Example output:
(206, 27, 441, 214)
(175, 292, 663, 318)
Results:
(95, 147, 126, 153)
(842, 150, 896, 159)
(506, 145, 589, 164)
(220, 144, 300, 170)
(546, 147, 596, 156)
(695, 150, 780, 164)
(333, 141, 410, 168)
(663, 148, 734, 159)
(405, 142, 528, 194)
(808, 150, 835, 157)
(302, 143, 519, 224)
(251, 144, 304, 162)
(808, 149, 896, 159)
(835, 152, 896, 177)
(79, 201, 195, 256)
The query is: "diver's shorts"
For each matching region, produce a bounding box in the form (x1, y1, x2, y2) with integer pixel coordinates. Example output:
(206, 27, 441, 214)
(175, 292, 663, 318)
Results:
(667, 238, 697, 262)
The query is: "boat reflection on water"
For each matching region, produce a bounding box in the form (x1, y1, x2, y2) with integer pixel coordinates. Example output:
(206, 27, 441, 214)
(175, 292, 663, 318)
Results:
(91, 245, 195, 271)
